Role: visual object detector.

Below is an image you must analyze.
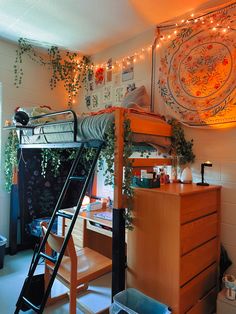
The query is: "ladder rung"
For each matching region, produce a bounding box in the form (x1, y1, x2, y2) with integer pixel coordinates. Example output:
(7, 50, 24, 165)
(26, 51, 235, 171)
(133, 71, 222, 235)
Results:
(22, 297, 40, 312)
(69, 176, 86, 181)
(40, 252, 57, 264)
(56, 211, 73, 220)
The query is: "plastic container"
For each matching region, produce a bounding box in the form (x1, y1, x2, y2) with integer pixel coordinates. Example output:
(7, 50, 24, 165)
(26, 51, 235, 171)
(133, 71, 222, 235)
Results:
(110, 288, 171, 314)
(132, 176, 160, 188)
(0, 235, 7, 269)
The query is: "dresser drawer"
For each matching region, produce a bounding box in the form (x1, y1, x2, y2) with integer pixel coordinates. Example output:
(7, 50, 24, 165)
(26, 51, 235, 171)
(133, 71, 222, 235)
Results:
(186, 287, 217, 314)
(86, 220, 112, 238)
(181, 213, 218, 255)
(181, 190, 218, 224)
(180, 263, 217, 313)
(180, 238, 218, 286)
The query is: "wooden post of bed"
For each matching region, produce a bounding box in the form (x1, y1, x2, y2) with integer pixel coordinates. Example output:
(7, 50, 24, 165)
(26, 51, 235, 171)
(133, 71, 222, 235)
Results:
(112, 108, 126, 298)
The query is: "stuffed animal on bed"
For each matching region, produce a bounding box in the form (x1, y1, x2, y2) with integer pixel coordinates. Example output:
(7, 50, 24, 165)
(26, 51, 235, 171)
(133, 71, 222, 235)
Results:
(13, 105, 56, 125)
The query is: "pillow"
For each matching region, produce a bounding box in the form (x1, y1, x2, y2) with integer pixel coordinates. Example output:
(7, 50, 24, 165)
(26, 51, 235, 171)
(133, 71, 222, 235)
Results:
(121, 85, 150, 111)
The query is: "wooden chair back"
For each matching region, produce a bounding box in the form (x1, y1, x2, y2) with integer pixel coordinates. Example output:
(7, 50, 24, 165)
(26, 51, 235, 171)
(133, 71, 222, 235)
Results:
(40, 221, 76, 258)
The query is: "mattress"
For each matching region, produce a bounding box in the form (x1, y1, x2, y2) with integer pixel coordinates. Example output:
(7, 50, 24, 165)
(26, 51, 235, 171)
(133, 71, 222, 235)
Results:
(21, 112, 171, 150)
(21, 113, 114, 144)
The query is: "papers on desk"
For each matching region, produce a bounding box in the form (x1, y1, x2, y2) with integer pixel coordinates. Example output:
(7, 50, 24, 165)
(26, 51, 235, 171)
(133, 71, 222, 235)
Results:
(93, 211, 112, 221)
(79, 202, 103, 212)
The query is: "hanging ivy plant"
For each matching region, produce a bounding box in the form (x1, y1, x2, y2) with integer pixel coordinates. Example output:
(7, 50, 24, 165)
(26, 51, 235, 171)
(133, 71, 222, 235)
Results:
(40, 118, 135, 229)
(14, 38, 91, 107)
(41, 149, 63, 178)
(169, 119, 195, 165)
(4, 130, 19, 192)
(122, 119, 134, 229)
(98, 118, 134, 229)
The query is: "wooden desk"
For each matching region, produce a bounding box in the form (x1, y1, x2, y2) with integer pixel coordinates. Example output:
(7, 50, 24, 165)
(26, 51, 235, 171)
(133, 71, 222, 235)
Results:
(80, 209, 112, 238)
(61, 207, 112, 259)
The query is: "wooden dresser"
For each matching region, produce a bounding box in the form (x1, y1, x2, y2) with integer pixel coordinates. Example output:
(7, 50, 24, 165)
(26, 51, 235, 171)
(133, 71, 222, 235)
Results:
(127, 184, 221, 314)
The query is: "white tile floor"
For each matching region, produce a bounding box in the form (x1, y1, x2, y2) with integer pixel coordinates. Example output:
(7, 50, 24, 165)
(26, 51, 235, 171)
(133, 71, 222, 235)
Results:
(0, 250, 112, 314)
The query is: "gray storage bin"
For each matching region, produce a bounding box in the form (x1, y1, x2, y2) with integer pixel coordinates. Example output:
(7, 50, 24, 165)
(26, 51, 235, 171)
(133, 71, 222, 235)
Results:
(110, 288, 171, 314)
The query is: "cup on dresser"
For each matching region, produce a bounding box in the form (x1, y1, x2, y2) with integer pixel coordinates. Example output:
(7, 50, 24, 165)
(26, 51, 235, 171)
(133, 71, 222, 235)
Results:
(223, 274, 236, 300)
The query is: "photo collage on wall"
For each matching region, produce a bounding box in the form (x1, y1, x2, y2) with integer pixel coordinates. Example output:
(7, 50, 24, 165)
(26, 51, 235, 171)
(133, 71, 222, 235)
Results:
(85, 55, 137, 111)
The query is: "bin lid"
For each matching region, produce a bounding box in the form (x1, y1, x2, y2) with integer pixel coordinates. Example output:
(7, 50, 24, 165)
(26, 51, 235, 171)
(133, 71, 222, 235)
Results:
(113, 288, 171, 314)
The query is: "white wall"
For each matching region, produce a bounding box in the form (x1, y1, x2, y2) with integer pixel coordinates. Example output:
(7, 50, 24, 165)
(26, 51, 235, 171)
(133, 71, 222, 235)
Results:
(76, 27, 236, 276)
(77, 28, 154, 113)
(0, 39, 67, 243)
(186, 125, 236, 276)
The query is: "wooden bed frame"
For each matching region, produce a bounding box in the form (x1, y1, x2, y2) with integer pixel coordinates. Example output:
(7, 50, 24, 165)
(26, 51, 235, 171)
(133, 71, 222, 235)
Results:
(5, 107, 172, 299)
(112, 108, 171, 296)
(113, 107, 172, 209)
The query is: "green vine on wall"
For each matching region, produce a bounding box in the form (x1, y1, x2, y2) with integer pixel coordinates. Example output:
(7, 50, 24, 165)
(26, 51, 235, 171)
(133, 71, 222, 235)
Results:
(14, 38, 91, 107)
(4, 130, 19, 192)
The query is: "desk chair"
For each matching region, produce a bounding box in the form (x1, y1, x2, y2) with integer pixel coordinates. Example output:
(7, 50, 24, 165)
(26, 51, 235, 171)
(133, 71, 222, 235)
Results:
(41, 221, 112, 314)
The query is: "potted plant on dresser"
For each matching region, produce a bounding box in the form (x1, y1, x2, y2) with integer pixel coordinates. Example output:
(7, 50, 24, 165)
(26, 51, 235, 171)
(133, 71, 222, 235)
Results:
(169, 119, 195, 183)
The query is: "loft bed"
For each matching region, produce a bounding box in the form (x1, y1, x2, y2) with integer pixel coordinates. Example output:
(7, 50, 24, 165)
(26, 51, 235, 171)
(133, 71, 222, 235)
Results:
(13, 107, 171, 151)
(5, 107, 172, 306)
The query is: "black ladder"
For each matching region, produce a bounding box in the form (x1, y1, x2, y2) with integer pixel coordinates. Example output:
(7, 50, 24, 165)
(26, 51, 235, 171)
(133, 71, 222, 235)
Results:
(14, 140, 104, 313)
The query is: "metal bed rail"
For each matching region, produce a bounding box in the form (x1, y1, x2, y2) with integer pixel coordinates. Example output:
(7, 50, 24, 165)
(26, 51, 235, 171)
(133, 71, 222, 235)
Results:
(4, 109, 79, 147)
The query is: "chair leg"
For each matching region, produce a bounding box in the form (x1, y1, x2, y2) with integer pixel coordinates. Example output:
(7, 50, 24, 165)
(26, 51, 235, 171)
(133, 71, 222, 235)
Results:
(44, 266, 51, 300)
(45, 267, 69, 306)
(69, 282, 77, 314)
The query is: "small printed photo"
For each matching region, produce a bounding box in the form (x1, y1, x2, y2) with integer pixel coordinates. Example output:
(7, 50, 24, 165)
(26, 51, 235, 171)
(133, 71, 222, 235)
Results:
(95, 67, 105, 86)
(122, 56, 134, 82)
(113, 72, 121, 86)
(103, 86, 112, 103)
(115, 87, 125, 105)
(106, 70, 112, 83)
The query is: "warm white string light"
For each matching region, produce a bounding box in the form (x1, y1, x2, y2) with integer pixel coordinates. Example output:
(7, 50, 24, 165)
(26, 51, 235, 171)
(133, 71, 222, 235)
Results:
(154, 5, 235, 50)
(91, 44, 153, 70)
(91, 3, 235, 69)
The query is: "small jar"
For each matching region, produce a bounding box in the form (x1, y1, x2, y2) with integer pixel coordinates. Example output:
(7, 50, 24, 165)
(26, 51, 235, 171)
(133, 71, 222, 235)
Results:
(223, 274, 236, 300)
(226, 287, 236, 300)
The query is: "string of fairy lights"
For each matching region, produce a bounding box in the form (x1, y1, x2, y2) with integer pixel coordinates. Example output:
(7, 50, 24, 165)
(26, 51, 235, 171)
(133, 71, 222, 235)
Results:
(69, 1, 236, 104)
(89, 1, 236, 71)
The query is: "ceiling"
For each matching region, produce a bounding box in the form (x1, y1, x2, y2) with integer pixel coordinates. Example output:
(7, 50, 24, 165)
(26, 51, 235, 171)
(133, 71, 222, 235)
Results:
(0, 0, 232, 55)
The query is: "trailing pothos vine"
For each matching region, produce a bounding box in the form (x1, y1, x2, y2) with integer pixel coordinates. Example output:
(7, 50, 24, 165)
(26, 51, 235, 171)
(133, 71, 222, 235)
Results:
(168, 119, 195, 166)
(5, 118, 135, 228)
(4, 130, 19, 192)
(98, 118, 134, 229)
(40, 118, 135, 229)
(14, 38, 91, 107)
